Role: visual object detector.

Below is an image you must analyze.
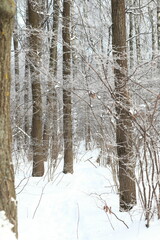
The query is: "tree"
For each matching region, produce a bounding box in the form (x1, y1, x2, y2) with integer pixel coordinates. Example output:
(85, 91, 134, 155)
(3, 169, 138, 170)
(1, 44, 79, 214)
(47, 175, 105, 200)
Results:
(134, 0, 141, 63)
(0, 0, 18, 237)
(157, 0, 160, 67)
(43, 0, 60, 168)
(128, 0, 134, 69)
(111, 0, 136, 211)
(24, 1, 30, 146)
(13, 3, 21, 149)
(62, 0, 73, 174)
(148, 4, 156, 59)
(28, 0, 44, 176)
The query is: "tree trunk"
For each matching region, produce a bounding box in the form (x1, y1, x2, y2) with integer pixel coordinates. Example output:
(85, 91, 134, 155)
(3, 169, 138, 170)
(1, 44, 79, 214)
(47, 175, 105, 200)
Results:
(111, 0, 136, 211)
(24, 1, 30, 146)
(85, 103, 91, 151)
(148, 6, 155, 59)
(13, 8, 21, 149)
(129, 0, 134, 69)
(43, 0, 60, 164)
(134, 0, 141, 63)
(28, 0, 44, 176)
(0, 1, 18, 237)
(157, 0, 160, 68)
(62, 0, 73, 174)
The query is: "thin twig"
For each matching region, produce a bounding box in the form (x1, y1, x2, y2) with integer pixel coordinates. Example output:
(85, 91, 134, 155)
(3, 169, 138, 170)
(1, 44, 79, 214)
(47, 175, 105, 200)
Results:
(76, 202, 80, 239)
(111, 210, 129, 229)
(32, 182, 49, 219)
(84, 158, 97, 168)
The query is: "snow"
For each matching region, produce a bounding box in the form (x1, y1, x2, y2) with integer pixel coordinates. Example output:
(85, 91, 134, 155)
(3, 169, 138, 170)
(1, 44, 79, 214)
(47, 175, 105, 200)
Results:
(14, 144, 160, 240)
(0, 211, 16, 240)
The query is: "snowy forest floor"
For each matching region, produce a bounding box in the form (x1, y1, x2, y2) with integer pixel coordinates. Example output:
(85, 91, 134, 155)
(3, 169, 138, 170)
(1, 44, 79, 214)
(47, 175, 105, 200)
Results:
(15, 143, 160, 240)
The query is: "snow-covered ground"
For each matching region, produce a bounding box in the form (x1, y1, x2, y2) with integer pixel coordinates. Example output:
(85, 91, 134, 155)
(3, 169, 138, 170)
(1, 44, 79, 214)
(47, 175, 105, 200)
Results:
(1, 143, 160, 240)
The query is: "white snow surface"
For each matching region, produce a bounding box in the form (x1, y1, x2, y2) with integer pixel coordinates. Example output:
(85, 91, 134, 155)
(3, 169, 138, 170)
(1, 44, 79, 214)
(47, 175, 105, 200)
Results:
(0, 211, 17, 240)
(14, 144, 160, 240)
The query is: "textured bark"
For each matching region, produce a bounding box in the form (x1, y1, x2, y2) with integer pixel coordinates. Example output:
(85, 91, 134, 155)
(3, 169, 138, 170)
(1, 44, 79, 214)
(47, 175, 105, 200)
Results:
(134, 0, 141, 63)
(13, 7, 21, 148)
(28, 0, 44, 176)
(24, 2, 30, 144)
(85, 104, 91, 151)
(111, 0, 136, 211)
(129, 0, 134, 68)
(62, 0, 73, 174)
(148, 6, 155, 59)
(0, 0, 18, 237)
(43, 0, 60, 163)
(157, 0, 160, 68)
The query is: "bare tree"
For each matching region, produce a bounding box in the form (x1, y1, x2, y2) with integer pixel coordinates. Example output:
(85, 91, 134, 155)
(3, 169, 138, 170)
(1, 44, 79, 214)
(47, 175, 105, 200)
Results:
(24, 1, 30, 146)
(0, 0, 18, 237)
(148, 5, 156, 59)
(62, 0, 73, 174)
(128, 0, 134, 68)
(28, 0, 44, 176)
(13, 4, 21, 149)
(157, 0, 160, 67)
(134, 0, 141, 63)
(43, 0, 60, 166)
(111, 0, 136, 211)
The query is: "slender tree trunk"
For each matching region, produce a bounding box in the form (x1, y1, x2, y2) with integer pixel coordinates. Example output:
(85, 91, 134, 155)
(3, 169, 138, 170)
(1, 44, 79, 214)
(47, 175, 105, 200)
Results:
(157, 0, 160, 68)
(85, 105, 91, 150)
(111, 0, 136, 211)
(13, 9, 20, 148)
(24, 1, 30, 145)
(148, 6, 155, 59)
(62, 0, 73, 174)
(28, 0, 44, 176)
(43, 0, 60, 163)
(129, 0, 134, 69)
(134, 0, 141, 63)
(0, 1, 18, 237)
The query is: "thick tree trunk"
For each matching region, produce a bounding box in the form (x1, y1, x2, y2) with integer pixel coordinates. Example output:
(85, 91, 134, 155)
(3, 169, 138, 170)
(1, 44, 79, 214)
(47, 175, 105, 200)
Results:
(62, 0, 73, 174)
(28, 0, 44, 176)
(0, 0, 18, 237)
(111, 0, 136, 211)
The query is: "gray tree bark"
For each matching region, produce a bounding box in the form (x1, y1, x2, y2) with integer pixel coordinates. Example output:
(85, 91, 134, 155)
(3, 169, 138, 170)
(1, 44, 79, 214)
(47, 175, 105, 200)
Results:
(134, 0, 141, 63)
(43, 0, 60, 165)
(157, 0, 160, 67)
(129, 0, 134, 68)
(24, 1, 30, 145)
(62, 0, 73, 174)
(28, 0, 44, 176)
(13, 8, 21, 149)
(148, 6, 155, 59)
(111, 0, 136, 211)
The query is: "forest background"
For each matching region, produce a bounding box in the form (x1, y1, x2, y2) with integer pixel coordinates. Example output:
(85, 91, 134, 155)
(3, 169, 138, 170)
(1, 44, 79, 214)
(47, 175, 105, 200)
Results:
(0, 0, 160, 239)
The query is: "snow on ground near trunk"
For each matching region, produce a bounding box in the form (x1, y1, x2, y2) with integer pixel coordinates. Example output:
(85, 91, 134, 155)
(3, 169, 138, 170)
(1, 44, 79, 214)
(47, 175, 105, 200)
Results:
(0, 211, 17, 240)
(15, 146, 160, 240)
